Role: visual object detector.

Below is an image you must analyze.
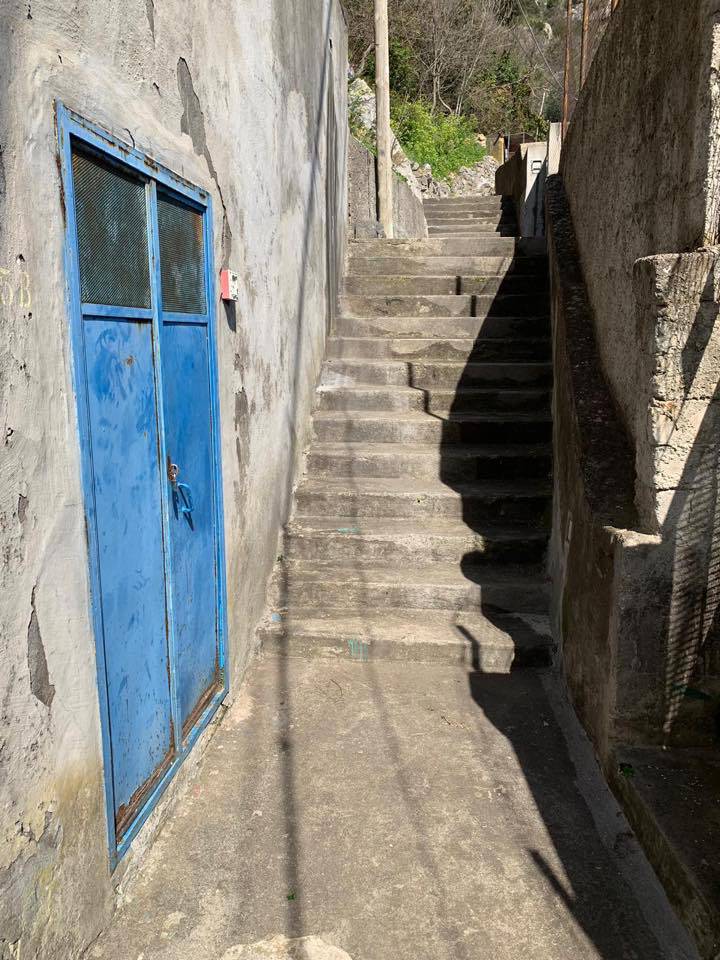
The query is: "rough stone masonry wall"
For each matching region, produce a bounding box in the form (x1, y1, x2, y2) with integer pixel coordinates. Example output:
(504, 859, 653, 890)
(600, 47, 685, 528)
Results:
(633, 249, 720, 737)
(561, 0, 720, 475)
(550, 0, 720, 763)
(0, 2, 347, 958)
(546, 177, 665, 761)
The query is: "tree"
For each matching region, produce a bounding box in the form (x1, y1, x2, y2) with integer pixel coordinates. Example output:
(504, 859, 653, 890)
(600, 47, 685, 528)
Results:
(391, 0, 515, 114)
(344, 0, 562, 135)
(343, 0, 375, 75)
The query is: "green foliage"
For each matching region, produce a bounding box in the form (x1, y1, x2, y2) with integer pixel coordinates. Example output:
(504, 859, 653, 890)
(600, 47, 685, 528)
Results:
(543, 89, 563, 124)
(390, 99, 486, 181)
(362, 40, 420, 99)
(486, 50, 525, 86)
(470, 51, 549, 139)
(506, 0, 561, 16)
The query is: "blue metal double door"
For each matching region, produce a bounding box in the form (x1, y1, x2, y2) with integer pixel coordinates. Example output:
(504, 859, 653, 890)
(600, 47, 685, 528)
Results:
(62, 117, 226, 856)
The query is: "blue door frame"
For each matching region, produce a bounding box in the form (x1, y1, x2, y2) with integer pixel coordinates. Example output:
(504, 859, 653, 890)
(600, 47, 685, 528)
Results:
(56, 103, 229, 866)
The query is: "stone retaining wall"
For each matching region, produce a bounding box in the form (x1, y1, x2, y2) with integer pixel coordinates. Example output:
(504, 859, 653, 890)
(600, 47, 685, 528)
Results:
(347, 135, 428, 240)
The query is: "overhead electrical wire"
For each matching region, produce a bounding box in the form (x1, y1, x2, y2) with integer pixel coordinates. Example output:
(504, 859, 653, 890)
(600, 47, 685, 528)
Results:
(515, 0, 565, 91)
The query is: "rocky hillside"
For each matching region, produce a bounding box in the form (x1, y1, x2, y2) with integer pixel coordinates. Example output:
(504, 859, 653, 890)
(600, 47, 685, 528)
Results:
(349, 79, 499, 199)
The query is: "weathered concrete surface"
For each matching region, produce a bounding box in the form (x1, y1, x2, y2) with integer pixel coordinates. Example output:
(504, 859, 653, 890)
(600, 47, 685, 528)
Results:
(545, 176, 668, 757)
(87, 657, 696, 960)
(495, 142, 548, 238)
(0, 1, 347, 957)
(633, 250, 720, 529)
(548, 175, 720, 750)
(265, 202, 554, 678)
(630, 250, 720, 741)
(561, 0, 720, 448)
(612, 746, 720, 960)
(348, 136, 427, 240)
(221, 936, 353, 960)
(550, 0, 720, 750)
(547, 175, 720, 954)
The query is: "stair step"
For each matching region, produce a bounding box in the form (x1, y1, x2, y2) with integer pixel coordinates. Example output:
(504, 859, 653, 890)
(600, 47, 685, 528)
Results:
(316, 384, 551, 414)
(427, 224, 516, 238)
(426, 227, 518, 238)
(425, 212, 514, 223)
(426, 222, 511, 232)
(322, 358, 553, 388)
(260, 194, 554, 669)
(350, 237, 544, 259)
(349, 255, 545, 277)
(340, 293, 548, 319)
(342, 274, 548, 296)
(425, 227, 517, 238)
(261, 608, 553, 670)
(283, 517, 548, 565)
(270, 560, 548, 614)
(327, 336, 550, 363)
(312, 409, 553, 444)
(424, 197, 504, 211)
(354, 236, 520, 256)
(305, 441, 552, 481)
(295, 476, 551, 525)
(335, 315, 549, 340)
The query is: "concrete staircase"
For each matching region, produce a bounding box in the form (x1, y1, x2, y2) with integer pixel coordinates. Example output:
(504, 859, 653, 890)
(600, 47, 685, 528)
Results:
(263, 195, 554, 671)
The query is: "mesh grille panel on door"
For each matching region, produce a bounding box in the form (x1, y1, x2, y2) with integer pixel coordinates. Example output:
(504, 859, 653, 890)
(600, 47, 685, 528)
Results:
(72, 150, 151, 308)
(157, 195, 207, 315)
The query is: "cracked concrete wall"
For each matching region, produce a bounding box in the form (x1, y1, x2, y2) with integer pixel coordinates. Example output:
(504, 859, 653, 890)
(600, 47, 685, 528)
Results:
(0, 1, 348, 957)
(561, 0, 720, 461)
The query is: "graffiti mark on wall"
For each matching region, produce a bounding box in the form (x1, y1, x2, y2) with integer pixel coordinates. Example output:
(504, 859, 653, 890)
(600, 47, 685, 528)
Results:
(0, 267, 32, 309)
(347, 638, 370, 661)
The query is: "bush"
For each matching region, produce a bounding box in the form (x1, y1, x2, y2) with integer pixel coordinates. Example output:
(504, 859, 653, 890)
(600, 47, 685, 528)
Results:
(470, 52, 550, 140)
(389, 100, 486, 181)
(362, 40, 420, 99)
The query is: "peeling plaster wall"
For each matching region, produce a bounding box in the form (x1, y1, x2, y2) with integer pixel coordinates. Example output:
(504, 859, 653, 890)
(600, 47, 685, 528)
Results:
(561, 0, 720, 454)
(0, 1, 348, 957)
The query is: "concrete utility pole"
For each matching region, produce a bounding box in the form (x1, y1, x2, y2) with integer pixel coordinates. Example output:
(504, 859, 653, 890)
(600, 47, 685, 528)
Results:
(375, 0, 394, 239)
(562, 0, 573, 135)
(580, 0, 590, 86)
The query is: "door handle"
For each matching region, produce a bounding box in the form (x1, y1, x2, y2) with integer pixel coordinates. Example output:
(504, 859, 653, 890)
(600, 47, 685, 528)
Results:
(176, 482, 194, 517)
(167, 458, 194, 518)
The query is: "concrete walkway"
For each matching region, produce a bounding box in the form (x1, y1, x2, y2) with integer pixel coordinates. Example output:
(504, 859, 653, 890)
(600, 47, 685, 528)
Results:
(90, 656, 697, 960)
(90, 198, 698, 960)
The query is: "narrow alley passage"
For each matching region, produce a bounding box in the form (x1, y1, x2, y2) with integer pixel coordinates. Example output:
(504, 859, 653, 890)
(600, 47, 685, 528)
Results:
(88, 199, 697, 960)
(90, 657, 693, 960)
(263, 195, 552, 665)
